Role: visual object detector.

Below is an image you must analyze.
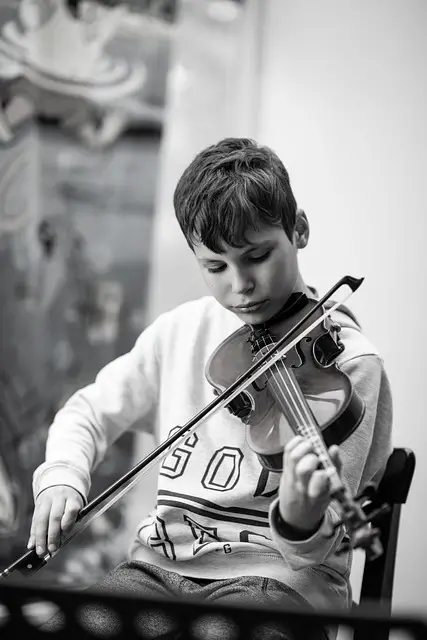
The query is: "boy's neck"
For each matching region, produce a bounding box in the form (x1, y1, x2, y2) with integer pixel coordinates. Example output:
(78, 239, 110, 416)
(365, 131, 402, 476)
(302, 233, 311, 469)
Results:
(292, 273, 315, 300)
(251, 275, 317, 329)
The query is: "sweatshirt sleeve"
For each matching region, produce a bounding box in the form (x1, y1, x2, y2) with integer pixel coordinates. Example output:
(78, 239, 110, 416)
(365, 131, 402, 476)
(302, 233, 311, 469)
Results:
(268, 353, 393, 570)
(32, 316, 165, 503)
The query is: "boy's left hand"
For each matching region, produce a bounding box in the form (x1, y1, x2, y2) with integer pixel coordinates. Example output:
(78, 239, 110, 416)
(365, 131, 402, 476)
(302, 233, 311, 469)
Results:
(278, 435, 342, 538)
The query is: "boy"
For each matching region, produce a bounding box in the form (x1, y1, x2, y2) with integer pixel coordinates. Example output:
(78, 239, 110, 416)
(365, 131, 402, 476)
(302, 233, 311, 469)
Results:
(28, 138, 393, 639)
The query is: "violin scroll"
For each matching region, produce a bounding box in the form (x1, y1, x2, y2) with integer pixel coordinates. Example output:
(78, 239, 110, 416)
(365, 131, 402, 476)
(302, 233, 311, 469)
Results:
(328, 485, 391, 560)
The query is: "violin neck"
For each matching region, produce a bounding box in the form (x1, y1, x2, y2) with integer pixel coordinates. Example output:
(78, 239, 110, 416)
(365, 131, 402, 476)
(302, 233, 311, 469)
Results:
(306, 435, 343, 495)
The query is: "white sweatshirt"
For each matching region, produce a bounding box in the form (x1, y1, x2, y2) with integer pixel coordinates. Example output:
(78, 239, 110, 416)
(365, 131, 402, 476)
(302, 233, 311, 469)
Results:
(33, 296, 393, 610)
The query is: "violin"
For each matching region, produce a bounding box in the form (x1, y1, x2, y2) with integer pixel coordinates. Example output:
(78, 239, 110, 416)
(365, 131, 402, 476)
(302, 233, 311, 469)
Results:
(0, 275, 390, 579)
(206, 293, 365, 474)
(206, 286, 389, 559)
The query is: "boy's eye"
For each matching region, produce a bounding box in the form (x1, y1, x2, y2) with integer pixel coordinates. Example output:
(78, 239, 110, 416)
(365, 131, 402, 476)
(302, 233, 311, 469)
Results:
(206, 250, 272, 273)
(248, 250, 271, 263)
(206, 263, 226, 274)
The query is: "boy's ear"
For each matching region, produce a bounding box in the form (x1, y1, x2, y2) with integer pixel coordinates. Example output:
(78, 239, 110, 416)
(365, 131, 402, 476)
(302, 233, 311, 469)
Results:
(294, 209, 309, 249)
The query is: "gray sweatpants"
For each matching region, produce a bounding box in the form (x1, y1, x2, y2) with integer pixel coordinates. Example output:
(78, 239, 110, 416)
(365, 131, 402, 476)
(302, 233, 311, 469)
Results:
(42, 560, 329, 639)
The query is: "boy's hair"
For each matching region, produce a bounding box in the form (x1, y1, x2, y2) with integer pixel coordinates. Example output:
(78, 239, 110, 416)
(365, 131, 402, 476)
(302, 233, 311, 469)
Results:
(173, 138, 298, 253)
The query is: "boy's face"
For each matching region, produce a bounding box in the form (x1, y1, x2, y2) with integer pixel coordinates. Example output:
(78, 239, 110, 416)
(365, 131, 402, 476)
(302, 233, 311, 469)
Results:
(193, 219, 308, 325)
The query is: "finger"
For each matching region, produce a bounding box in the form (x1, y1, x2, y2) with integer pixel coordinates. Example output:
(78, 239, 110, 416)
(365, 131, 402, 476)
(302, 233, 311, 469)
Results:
(285, 439, 315, 470)
(328, 445, 342, 474)
(28, 500, 45, 548)
(28, 515, 37, 549)
(284, 435, 305, 453)
(47, 500, 67, 553)
(61, 497, 82, 534)
(295, 453, 320, 489)
(307, 469, 331, 500)
(34, 500, 54, 556)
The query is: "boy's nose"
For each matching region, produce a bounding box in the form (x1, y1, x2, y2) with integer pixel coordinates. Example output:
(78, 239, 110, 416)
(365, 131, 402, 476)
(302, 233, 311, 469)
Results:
(231, 270, 255, 295)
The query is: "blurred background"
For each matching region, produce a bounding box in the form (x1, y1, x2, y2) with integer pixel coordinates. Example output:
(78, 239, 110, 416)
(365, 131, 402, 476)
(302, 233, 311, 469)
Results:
(0, 0, 426, 622)
(0, 0, 176, 587)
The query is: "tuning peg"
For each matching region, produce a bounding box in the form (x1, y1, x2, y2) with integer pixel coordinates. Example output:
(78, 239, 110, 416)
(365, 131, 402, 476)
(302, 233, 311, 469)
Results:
(363, 503, 390, 523)
(355, 482, 377, 503)
(336, 526, 382, 557)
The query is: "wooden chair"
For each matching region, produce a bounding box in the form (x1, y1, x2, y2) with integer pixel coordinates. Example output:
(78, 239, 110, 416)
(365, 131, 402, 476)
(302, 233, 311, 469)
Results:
(353, 447, 416, 640)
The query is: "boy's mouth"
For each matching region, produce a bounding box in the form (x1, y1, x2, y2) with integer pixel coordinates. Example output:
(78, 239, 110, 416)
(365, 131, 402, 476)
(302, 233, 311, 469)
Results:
(233, 300, 268, 313)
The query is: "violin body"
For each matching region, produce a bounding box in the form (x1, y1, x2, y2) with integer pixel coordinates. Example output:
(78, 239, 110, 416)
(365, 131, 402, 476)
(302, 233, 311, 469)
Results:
(206, 299, 365, 472)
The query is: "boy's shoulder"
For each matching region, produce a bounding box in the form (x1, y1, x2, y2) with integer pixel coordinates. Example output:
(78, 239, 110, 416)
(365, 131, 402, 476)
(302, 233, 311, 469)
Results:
(330, 306, 383, 365)
(152, 295, 241, 338)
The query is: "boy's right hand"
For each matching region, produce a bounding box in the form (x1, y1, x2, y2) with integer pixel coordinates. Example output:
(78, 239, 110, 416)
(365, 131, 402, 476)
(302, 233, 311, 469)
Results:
(27, 485, 84, 557)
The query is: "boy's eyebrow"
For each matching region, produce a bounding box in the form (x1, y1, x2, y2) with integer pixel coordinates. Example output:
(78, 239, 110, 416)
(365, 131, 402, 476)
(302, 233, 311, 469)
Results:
(199, 256, 226, 263)
(241, 241, 272, 254)
(200, 241, 272, 262)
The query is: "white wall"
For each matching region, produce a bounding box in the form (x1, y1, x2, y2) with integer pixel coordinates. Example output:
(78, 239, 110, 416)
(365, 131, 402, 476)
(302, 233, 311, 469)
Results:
(257, 0, 427, 613)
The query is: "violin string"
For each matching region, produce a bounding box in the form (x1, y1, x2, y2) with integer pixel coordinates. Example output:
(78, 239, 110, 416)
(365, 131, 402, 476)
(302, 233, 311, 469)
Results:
(257, 333, 339, 479)
(257, 333, 316, 431)
(258, 335, 311, 426)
